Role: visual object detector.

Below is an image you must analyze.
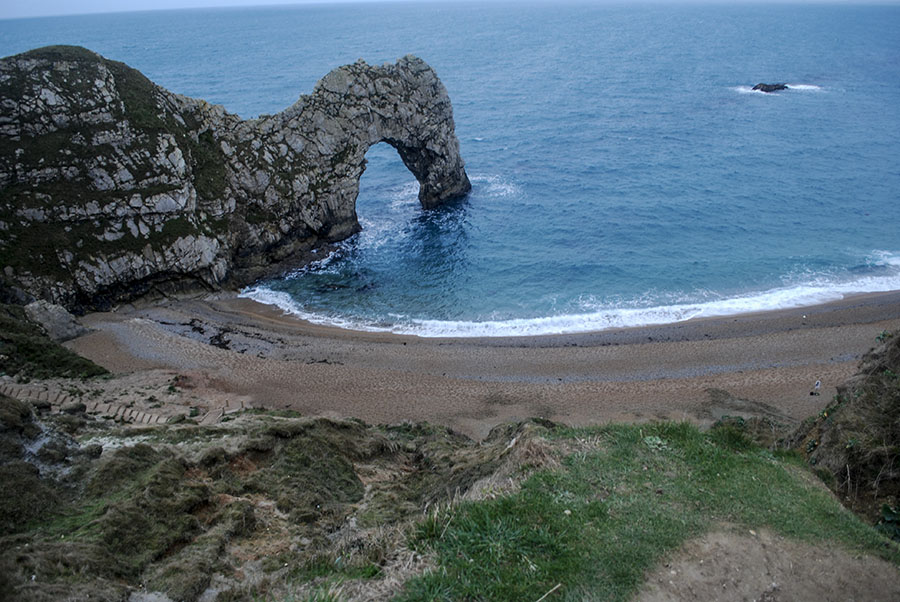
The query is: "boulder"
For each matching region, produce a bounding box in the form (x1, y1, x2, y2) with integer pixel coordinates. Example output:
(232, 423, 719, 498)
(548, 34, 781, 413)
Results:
(752, 83, 789, 93)
(60, 401, 87, 415)
(24, 300, 90, 342)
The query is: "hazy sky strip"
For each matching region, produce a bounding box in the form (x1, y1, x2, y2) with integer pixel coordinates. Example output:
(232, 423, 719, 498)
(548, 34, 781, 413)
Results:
(2, 0, 895, 22)
(8, 0, 402, 21)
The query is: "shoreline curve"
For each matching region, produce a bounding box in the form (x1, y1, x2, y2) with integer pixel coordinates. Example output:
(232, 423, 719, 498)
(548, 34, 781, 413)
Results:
(228, 288, 900, 347)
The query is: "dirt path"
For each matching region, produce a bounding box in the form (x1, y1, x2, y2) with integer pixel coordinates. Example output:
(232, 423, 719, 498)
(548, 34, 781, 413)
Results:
(0, 369, 253, 426)
(639, 528, 900, 602)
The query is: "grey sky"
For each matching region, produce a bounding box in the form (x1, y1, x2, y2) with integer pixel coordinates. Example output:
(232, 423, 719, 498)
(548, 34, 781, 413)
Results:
(0, 0, 891, 21)
(1, 1, 380, 20)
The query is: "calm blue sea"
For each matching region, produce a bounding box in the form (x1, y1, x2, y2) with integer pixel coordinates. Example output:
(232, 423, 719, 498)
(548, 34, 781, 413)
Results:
(3, 2, 900, 336)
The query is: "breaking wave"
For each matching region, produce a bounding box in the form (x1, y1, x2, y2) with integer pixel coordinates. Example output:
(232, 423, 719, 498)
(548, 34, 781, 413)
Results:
(241, 251, 900, 338)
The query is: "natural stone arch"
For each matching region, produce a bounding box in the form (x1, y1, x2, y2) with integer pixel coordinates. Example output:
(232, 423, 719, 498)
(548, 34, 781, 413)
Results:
(253, 55, 472, 243)
(0, 47, 470, 309)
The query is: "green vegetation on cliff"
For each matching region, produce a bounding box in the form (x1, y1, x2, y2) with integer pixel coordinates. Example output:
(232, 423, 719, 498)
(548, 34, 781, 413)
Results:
(399, 421, 898, 601)
(0, 304, 106, 379)
(0, 45, 227, 309)
(790, 329, 900, 529)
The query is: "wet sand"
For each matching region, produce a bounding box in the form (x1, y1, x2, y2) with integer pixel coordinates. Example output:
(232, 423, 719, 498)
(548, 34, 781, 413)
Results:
(68, 290, 900, 439)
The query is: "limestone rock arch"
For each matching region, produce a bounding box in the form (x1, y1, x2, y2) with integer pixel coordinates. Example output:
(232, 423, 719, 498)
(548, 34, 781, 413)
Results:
(242, 55, 472, 243)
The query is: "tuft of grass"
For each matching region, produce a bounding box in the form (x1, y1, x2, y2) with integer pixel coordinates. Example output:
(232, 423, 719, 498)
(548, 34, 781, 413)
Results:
(399, 421, 899, 601)
(0, 461, 61, 535)
(288, 553, 384, 583)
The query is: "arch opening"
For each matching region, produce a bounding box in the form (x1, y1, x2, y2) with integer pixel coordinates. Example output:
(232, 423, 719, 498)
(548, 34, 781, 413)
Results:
(356, 142, 422, 221)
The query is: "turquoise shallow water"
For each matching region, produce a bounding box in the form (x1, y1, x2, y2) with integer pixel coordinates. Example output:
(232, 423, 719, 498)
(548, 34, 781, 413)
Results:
(3, 2, 900, 336)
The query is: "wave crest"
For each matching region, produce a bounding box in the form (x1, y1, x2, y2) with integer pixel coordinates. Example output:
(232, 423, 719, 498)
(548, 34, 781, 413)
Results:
(470, 173, 520, 198)
(242, 251, 900, 338)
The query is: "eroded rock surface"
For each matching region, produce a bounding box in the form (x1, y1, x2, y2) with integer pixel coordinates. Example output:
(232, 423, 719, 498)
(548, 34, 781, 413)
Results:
(0, 45, 470, 310)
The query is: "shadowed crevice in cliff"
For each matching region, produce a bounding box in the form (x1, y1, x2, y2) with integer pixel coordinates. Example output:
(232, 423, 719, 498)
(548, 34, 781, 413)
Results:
(0, 45, 470, 310)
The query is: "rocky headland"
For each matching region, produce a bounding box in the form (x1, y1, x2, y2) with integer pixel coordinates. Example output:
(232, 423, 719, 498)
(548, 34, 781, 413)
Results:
(0, 45, 470, 311)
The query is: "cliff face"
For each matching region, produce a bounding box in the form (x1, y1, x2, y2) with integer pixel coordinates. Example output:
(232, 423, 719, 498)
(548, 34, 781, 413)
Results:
(0, 46, 470, 310)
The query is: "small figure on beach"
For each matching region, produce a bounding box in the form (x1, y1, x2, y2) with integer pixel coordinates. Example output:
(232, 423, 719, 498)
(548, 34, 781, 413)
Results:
(810, 379, 821, 396)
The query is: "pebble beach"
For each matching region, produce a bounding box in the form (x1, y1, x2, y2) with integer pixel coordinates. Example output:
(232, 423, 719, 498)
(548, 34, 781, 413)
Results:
(66, 290, 900, 439)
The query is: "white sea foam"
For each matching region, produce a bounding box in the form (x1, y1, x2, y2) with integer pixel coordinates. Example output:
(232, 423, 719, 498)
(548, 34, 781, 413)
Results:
(388, 180, 420, 209)
(470, 173, 520, 198)
(239, 287, 371, 332)
(348, 179, 420, 253)
(285, 247, 343, 276)
(786, 84, 822, 91)
(871, 250, 900, 267)
(243, 252, 900, 338)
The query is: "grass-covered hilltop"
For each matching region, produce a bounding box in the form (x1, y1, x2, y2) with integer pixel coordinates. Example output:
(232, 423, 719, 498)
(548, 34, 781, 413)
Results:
(1, 307, 898, 601)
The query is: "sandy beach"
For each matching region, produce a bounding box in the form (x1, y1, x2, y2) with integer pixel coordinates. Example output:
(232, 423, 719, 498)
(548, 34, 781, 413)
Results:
(67, 290, 900, 439)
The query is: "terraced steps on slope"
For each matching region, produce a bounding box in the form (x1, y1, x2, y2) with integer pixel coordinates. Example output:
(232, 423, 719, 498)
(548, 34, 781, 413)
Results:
(0, 377, 252, 425)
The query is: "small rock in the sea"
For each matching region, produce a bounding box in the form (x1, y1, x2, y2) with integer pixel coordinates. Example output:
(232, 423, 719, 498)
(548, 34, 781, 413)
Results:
(752, 82, 789, 93)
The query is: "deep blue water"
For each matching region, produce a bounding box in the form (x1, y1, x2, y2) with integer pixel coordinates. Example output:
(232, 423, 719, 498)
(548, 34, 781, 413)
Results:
(3, 2, 900, 336)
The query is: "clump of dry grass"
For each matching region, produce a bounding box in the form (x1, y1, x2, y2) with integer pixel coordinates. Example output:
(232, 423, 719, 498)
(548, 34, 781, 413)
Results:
(464, 421, 561, 501)
(1, 407, 564, 601)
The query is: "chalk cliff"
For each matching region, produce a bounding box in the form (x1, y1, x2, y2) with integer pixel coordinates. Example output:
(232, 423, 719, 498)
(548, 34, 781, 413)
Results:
(0, 46, 470, 310)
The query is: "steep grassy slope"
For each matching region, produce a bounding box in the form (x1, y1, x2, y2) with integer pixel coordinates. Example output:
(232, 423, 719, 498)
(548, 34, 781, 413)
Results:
(0, 304, 107, 379)
(790, 329, 900, 531)
(1, 401, 896, 602)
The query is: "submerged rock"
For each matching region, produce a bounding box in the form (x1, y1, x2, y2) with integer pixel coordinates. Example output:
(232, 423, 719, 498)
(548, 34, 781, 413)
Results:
(0, 45, 471, 310)
(752, 83, 789, 93)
